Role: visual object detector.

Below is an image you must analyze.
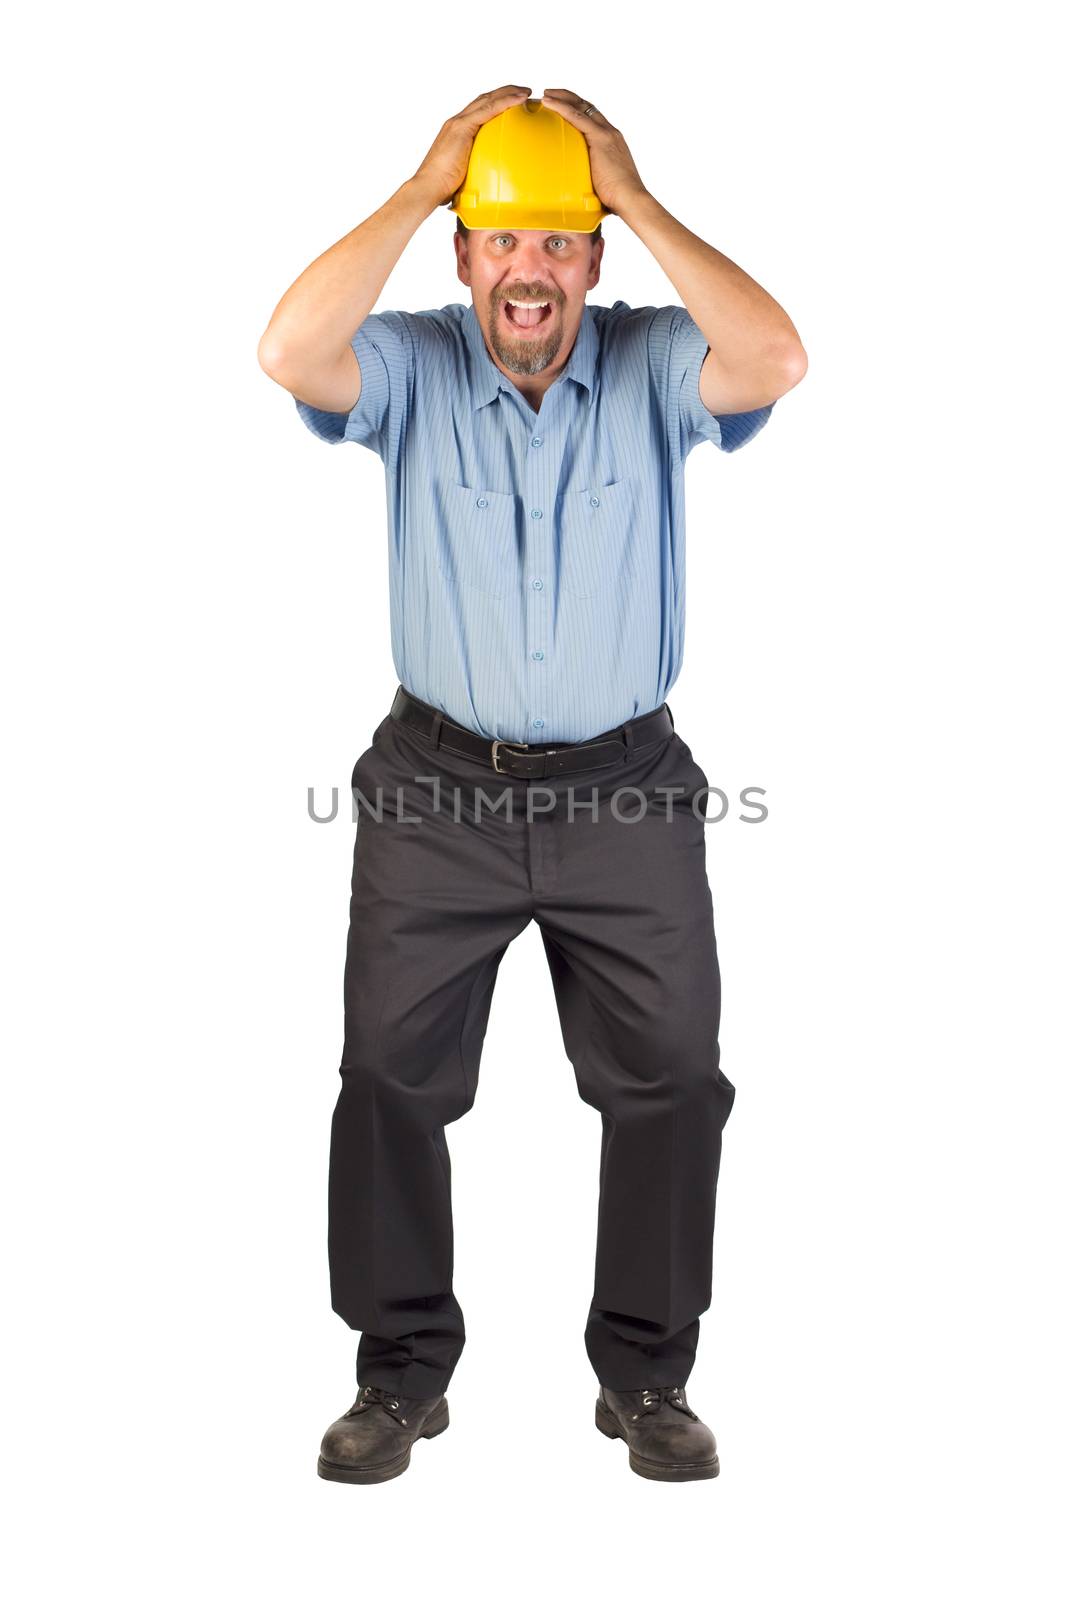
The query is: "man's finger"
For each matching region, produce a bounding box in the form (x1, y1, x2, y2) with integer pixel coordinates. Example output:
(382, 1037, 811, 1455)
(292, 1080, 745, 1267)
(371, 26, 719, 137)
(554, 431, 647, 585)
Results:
(543, 90, 604, 124)
(460, 85, 531, 116)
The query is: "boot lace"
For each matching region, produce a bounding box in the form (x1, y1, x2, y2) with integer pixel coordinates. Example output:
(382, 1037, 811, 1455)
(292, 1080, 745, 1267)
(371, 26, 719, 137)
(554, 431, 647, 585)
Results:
(347, 1384, 411, 1426)
(628, 1385, 698, 1422)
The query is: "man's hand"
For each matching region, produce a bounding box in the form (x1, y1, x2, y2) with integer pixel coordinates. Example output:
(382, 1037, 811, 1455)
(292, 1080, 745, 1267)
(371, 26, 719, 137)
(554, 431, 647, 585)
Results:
(412, 85, 533, 208)
(540, 89, 647, 213)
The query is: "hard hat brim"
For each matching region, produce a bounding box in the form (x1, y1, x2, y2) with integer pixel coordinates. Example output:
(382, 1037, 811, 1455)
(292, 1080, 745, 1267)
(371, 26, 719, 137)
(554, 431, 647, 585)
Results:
(448, 199, 605, 233)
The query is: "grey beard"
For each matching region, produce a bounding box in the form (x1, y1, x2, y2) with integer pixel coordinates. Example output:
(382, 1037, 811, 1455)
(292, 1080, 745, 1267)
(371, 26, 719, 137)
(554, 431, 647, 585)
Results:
(490, 308, 564, 376)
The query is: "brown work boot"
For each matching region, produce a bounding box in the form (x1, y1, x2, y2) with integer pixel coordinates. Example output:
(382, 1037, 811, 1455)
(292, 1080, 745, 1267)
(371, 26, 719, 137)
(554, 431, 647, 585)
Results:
(595, 1384, 720, 1481)
(317, 1383, 449, 1483)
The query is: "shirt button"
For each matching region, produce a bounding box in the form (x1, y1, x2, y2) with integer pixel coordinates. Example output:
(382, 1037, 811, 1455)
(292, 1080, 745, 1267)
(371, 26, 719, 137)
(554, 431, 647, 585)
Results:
(476, 496, 488, 508)
(530, 507, 543, 519)
(533, 718, 545, 728)
(531, 650, 544, 661)
(589, 495, 600, 508)
(531, 578, 544, 590)
(531, 437, 543, 448)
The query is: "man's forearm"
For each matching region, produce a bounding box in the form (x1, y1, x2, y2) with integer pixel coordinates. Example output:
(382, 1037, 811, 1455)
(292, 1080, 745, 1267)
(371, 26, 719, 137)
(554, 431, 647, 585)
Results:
(613, 186, 806, 386)
(257, 176, 440, 376)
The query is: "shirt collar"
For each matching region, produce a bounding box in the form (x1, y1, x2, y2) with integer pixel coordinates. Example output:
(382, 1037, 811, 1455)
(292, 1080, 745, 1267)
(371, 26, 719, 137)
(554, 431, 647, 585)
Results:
(462, 299, 598, 411)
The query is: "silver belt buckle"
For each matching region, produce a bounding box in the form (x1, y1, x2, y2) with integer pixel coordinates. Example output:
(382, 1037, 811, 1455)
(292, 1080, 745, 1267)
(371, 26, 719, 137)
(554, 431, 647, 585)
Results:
(491, 738, 529, 774)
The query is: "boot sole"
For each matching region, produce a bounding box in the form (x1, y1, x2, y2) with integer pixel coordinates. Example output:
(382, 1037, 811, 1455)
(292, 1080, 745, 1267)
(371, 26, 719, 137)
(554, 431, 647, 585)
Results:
(595, 1399, 720, 1481)
(317, 1401, 449, 1484)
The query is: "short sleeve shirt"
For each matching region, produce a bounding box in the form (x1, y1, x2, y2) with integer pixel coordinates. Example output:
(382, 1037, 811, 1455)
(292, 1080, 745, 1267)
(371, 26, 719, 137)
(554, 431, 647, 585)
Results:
(295, 300, 773, 742)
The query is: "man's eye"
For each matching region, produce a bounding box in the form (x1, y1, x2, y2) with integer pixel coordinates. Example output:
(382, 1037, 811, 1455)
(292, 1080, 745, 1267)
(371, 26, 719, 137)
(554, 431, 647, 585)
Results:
(549, 238, 567, 249)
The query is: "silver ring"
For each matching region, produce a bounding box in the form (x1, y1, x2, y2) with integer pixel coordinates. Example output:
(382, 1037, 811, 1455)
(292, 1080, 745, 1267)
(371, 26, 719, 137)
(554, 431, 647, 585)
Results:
(581, 103, 595, 116)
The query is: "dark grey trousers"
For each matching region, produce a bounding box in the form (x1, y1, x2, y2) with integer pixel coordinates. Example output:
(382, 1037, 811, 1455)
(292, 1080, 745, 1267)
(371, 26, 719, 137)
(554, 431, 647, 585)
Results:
(330, 689, 735, 1398)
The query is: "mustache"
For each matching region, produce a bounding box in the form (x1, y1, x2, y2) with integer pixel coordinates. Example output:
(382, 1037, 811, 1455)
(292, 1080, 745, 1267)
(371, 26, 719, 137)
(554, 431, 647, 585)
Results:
(494, 287, 562, 306)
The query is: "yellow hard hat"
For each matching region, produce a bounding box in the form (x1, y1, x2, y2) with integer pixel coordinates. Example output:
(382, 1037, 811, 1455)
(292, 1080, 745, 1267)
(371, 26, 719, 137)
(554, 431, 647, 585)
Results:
(449, 98, 606, 233)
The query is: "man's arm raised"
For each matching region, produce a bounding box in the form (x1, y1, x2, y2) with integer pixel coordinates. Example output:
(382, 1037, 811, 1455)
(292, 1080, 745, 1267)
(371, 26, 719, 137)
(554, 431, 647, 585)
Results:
(257, 180, 437, 414)
(540, 89, 807, 416)
(257, 85, 532, 416)
(613, 187, 808, 415)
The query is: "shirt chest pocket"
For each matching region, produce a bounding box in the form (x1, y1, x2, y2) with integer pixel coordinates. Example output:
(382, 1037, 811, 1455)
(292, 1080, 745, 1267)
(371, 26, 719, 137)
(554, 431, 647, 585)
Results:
(435, 481, 522, 597)
(557, 478, 636, 598)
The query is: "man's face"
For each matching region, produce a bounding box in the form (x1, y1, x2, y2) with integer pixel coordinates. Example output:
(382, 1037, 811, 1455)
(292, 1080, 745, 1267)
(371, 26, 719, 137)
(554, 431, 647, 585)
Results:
(456, 227, 604, 377)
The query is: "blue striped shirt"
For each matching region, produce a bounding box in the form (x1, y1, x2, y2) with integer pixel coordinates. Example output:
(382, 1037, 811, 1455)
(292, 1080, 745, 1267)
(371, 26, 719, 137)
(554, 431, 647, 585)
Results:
(295, 300, 773, 742)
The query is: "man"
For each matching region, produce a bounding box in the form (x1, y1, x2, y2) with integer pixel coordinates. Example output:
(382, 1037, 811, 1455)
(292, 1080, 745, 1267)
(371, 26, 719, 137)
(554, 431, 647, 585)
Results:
(258, 84, 807, 1484)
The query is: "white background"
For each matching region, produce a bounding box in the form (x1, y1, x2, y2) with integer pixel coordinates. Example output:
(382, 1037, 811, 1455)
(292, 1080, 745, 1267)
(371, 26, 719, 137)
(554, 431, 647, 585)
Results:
(4, 1, 1064, 1593)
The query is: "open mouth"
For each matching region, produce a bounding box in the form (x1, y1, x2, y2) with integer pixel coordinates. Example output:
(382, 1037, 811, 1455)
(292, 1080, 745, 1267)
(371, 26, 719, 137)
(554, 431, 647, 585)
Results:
(502, 298, 555, 332)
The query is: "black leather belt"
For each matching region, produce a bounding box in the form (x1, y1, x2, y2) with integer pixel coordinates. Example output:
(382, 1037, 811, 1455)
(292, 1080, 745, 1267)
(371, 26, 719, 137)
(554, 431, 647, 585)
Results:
(389, 684, 675, 780)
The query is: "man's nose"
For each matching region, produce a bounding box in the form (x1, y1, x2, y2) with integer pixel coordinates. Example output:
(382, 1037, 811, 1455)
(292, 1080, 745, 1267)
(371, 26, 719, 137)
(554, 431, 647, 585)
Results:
(508, 238, 553, 281)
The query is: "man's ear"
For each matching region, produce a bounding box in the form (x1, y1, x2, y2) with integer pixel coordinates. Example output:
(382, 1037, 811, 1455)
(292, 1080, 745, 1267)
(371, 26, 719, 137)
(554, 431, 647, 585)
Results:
(454, 231, 471, 288)
(587, 237, 605, 292)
